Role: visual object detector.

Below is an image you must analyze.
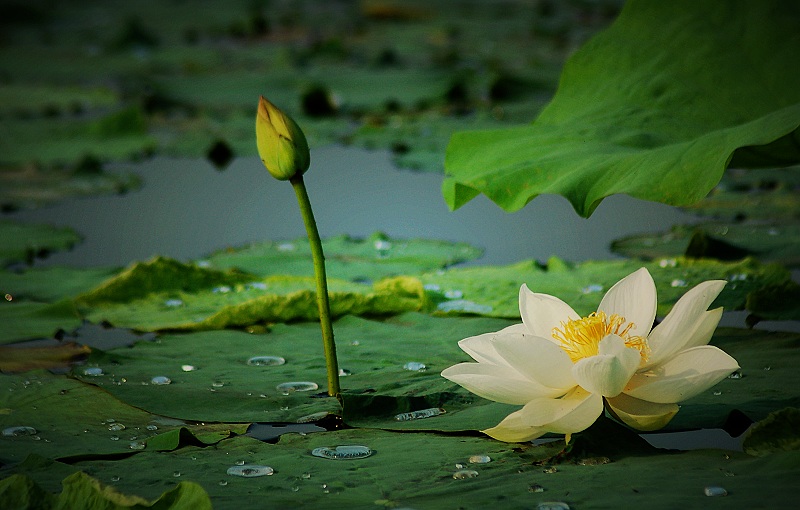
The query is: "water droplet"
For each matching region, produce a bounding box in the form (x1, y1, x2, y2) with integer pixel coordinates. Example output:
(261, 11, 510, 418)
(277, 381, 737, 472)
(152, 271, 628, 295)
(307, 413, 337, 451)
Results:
(276, 381, 318, 393)
(670, 279, 687, 288)
(394, 408, 446, 421)
(247, 281, 268, 290)
(146, 424, 158, 431)
(727, 370, 743, 379)
(468, 455, 491, 464)
(350, 340, 360, 346)
(173, 471, 182, 477)
(543, 466, 558, 474)
(436, 299, 493, 314)
(301, 472, 312, 479)
(151, 376, 171, 385)
(291, 486, 300, 492)
(763, 366, 772, 371)
(452, 469, 479, 479)
(107, 423, 126, 432)
(581, 284, 603, 294)
(311, 445, 373, 460)
(247, 356, 286, 366)
(277, 242, 296, 252)
(444, 289, 463, 299)
(403, 362, 426, 372)
(768, 228, 779, 236)
(713, 390, 722, 396)
(374, 240, 392, 251)
(213, 286, 231, 294)
(297, 411, 329, 423)
(3, 426, 37, 437)
(83, 367, 103, 376)
(537, 503, 570, 510)
(658, 258, 677, 268)
(423, 283, 441, 292)
(218, 480, 228, 486)
(110, 435, 120, 441)
(226, 465, 274, 477)
(129, 441, 146, 450)
(338, 368, 352, 376)
(528, 483, 545, 493)
(577, 456, 610, 466)
(111, 476, 120, 482)
(211, 381, 225, 388)
(164, 299, 183, 307)
(455, 463, 465, 469)
(235, 460, 245, 466)
(728, 273, 748, 282)
(181, 365, 197, 372)
(704, 486, 728, 497)
(4, 293, 12, 301)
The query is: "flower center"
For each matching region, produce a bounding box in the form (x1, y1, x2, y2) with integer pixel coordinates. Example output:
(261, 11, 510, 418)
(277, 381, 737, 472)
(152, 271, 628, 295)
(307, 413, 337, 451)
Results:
(551, 311, 649, 363)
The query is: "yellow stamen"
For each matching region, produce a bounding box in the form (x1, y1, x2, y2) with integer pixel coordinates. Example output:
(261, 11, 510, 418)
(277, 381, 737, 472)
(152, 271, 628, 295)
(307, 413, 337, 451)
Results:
(552, 311, 649, 363)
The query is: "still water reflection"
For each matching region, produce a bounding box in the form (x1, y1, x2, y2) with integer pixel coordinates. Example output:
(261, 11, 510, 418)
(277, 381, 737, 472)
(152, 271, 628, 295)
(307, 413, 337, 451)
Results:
(9, 146, 691, 268)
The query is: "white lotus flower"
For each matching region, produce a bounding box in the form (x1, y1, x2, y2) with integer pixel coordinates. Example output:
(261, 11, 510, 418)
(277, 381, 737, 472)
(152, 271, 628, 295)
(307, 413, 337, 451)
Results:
(441, 268, 739, 443)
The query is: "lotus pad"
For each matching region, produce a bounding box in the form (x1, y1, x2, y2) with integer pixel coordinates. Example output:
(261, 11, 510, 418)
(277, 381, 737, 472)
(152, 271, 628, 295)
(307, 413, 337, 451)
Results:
(0, 221, 81, 267)
(443, 0, 800, 216)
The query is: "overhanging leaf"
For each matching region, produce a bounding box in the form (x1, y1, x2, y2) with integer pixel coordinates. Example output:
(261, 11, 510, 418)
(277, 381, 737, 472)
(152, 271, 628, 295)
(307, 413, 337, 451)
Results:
(443, 0, 800, 216)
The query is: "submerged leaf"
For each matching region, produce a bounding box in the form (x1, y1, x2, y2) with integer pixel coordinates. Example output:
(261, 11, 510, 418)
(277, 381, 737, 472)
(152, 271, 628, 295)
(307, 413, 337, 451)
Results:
(443, 0, 800, 216)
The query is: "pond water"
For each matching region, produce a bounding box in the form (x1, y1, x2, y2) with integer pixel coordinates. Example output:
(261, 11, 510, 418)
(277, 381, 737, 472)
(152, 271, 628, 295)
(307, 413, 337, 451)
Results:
(10, 146, 692, 268)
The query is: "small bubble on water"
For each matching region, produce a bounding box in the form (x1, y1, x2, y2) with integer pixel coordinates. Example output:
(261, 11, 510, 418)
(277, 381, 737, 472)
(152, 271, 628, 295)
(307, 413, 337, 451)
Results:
(151, 376, 171, 385)
(311, 445, 373, 460)
(468, 455, 491, 464)
(537, 503, 570, 510)
(247, 356, 286, 366)
(704, 486, 728, 497)
(395, 408, 445, 421)
(227, 465, 274, 477)
(83, 367, 103, 376)
(181, 365, 197, 372)
(108, 423, 126, 432)
(403, 361, 427, 372)
(276, 381, 318, 393)
(3, 426, 37, 437)
(452, 469, 479, 480)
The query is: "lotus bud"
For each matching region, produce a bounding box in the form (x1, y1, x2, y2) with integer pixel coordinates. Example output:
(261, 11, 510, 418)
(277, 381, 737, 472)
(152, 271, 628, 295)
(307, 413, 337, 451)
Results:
(255, 95, 310, 180)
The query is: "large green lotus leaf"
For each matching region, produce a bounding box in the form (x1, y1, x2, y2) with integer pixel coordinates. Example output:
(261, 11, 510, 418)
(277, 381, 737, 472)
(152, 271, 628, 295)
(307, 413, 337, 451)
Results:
(443, 0, 800, 216)
(0, 266, 119, 303)
(0, 371, 175, 465)
(742, 408, 800, 457)
(0, 300, 82, 345)
(347, 326, 800, 433)
(79, 274, 425, 332)
(205, 232, 482, 281)
(421, 256, 792, 319)
(0, 221, 81, 268)
(611, 222, 800, 269)
(0, 472, 212, 510)
(7, 428, 800, 509)
(73, 313, 514, 424)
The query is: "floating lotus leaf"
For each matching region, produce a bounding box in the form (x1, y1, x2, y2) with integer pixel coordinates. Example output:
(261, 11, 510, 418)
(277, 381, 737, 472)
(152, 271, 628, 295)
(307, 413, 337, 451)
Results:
(0, 300, 82, 345)
(0, 221, 81, 268)
(420, 256, 792, 319)
(205, 232, 482, 281)
(0, 266, 118, 303)
(611, 223, 800, 269)
(443, 0, 800, 216)
(742, 408, 800, 457)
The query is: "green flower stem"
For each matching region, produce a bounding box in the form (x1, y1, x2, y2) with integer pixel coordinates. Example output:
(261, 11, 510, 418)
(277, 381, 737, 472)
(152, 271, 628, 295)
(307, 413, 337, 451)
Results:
(290, 174, 341, 398)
